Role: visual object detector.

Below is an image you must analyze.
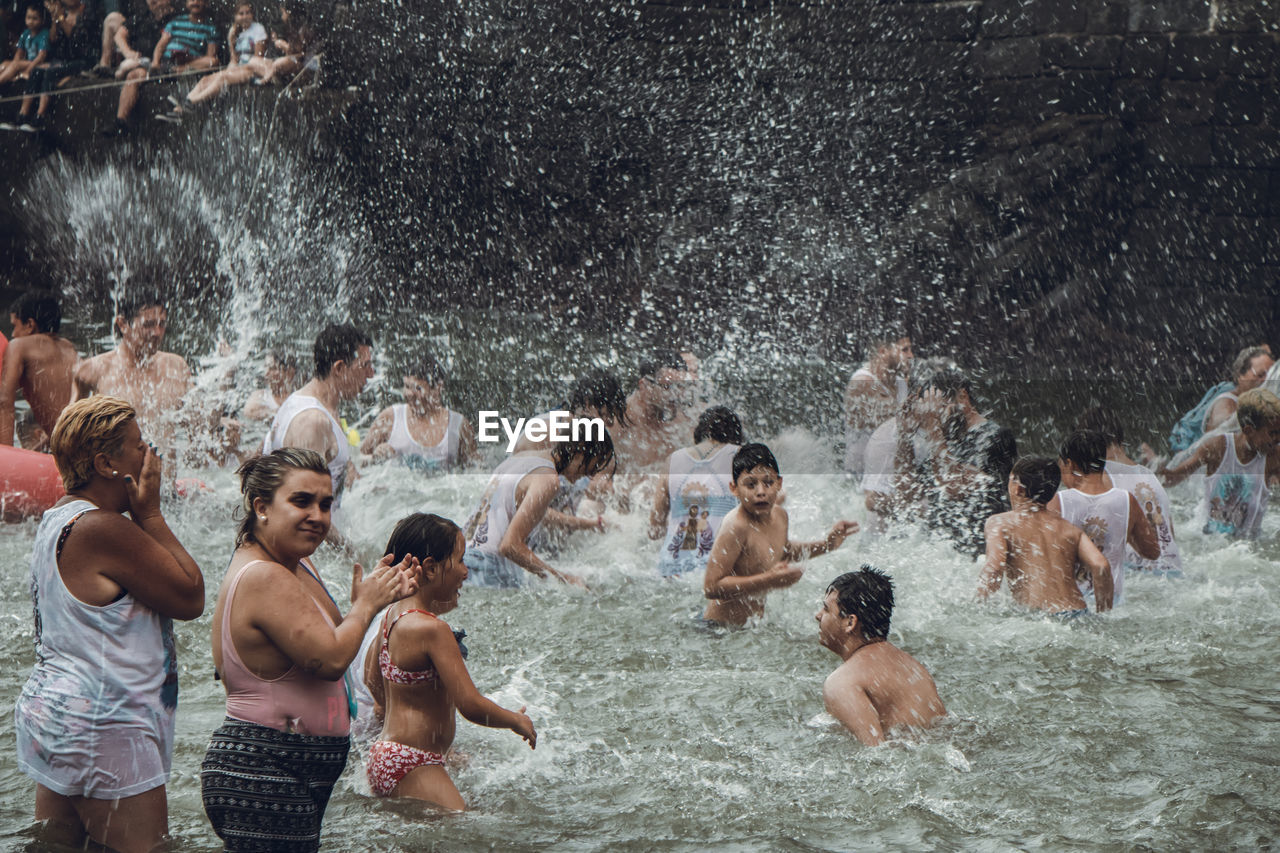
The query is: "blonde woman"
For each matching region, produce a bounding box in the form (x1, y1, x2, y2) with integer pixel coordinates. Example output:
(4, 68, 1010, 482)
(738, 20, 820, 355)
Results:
(14, 396, 204, 853)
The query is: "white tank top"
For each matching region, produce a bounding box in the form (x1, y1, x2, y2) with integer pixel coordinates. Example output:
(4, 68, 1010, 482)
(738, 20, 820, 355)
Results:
(843, 367, 905, 474)
(15, 500, 179, 745)
(387, 405, 463, 472)
(1057, 487, 1131, 604)
(1203, 435, 1268, 539)
(1106, 460, 1182, 574)
(261, 393, 351, 504)
(463, 454, 555, 557)
(656, 444, 739, 575)
(1202, 391, 1238, 431)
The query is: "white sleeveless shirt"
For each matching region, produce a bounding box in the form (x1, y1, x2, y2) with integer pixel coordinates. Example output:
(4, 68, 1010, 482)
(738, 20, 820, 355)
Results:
(1106, 460, 1182, 574)
(1057, 487, 1132, 604)
(261, 393, 351, 504)
(464, 454, 555, 558)
(843, 368, 906, 476)
(387, 404, 464, 472)
(14, 500, 178, 797)
(656, 443, 739, 577)
(1203, 434, 1268, 539)
(1202, 391, 1238, 431)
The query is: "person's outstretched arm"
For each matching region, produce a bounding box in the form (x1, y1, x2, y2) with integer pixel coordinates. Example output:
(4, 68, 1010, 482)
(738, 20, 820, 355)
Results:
(419, 617, 535, 746)
(784, 519, 859, 561)
(1077, 533, 1112, 612)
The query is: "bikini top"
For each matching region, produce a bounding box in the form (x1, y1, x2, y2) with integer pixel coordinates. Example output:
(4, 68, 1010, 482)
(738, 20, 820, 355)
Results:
(378, 608, 468, 686)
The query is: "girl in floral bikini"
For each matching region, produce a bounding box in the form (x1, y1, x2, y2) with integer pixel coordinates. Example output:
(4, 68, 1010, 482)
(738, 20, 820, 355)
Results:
(363, 513, 536, 809)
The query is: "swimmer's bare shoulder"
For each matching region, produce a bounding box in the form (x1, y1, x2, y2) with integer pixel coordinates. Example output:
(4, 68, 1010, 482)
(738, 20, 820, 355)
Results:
(825, 644, 946, 745)
(73, 350, 112, 396)
(282, 407, 340, 461)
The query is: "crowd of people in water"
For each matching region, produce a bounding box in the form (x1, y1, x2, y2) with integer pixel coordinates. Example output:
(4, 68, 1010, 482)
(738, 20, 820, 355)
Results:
(0, 0, 318, 133)
(2, 287, 1279, 851)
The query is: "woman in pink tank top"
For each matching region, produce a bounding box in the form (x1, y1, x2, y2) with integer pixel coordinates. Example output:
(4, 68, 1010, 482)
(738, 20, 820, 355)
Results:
(201, 448, 420, 853)
(360, 513, 535, 810)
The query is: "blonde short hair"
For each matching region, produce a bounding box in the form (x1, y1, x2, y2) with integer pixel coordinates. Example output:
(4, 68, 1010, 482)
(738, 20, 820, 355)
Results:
(1237, 388, 1280, 430)
(50, 397, 137, 491)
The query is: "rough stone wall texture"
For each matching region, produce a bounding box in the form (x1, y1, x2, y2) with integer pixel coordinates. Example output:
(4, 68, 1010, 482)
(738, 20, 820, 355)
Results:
(2, 0, 1277, 385)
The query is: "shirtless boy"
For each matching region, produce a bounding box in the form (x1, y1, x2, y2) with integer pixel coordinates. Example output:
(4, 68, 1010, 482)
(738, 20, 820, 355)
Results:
(74, 291, 191, 446)
(978, 457, 1113, 615)
(816, 567, 946, 745)
(2, 290, 78, 450)
(703, 443, 858, 626)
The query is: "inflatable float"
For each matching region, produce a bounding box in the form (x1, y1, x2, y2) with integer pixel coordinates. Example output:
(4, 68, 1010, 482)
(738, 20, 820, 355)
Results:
(1, 445, 65, 522)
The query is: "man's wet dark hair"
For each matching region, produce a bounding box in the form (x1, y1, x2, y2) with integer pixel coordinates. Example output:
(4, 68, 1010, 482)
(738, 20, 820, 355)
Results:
(401, 352, 446, 385)
(9, 290, 61, 334)
(1059, 430, 1108, 474)
(908, 357, 970, 401)
(1076, 406, 1124, 447)
(116, 289, 166, 322)
(866, 325, 909, 352)
(732, 442, 779, 482)
(550, 428, 615, 477)
(694, 406, 743, 445)
(1011, 456, 1060, 504)
(637, 348, 686, 381)
(313, 323, 372, 379)
(827, 566, 894, 640)
(567, 370, 628, 426)
(384, 512, 460, 565)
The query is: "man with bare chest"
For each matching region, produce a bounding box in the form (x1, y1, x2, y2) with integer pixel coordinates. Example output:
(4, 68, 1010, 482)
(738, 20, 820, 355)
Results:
(74, 292, 191, 448)
(2, 291, 79, 450)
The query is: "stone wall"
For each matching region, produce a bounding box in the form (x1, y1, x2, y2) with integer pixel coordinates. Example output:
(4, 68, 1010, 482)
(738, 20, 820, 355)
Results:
(2, 0, 1276, 383)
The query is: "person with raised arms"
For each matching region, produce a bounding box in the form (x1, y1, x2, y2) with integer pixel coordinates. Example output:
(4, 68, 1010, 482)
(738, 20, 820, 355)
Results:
(201, 448, 418, 852)
(14, 397, 204, 852)
(815, 567, 946, 746)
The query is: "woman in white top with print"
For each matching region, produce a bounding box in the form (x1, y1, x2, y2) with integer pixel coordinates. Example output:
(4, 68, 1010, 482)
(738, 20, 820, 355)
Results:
(649, 406, 743, 577)
(14, 397, 204, 853)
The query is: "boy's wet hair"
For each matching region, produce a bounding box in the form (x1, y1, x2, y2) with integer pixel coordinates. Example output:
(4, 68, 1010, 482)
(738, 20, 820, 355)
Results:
(9, 289, 61, 334)
(1058, 430, 1108, 474)
(550, 427, 615, 476)
(1237, 388, 1280, 430)
(693, 405, 743, 445)
(116, 289, 166, 322)
(384, 512, 460, 565)
(827, 566, 894, 640)
(1011, 456, 1060, 504)
(908, 357, 970, 400)
(637, 348, 686, 380)
(25, 3, 49, 25)
(313, 323, 371, 378)
(402, 352, 446, 385)
(567, 370, 628, 426)
(1076, 406, 1124, 447)
(732, 442, 779, 482)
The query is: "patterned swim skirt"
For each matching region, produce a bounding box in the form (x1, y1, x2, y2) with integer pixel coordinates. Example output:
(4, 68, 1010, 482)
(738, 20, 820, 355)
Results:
(201, 717, 350, 853)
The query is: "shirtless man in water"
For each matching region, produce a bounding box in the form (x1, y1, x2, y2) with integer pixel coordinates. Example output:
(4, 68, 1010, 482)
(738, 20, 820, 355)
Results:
(978, 456, 1113, 615)
(1, 290, 79, 450)
(703, 443, 857, 626)
(73, 291, 191, 448)
(816, 567, 946, 746)
(617, 349, 698, 473)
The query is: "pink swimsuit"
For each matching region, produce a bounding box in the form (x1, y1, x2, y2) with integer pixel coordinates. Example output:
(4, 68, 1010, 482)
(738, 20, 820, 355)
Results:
(219, 560, 351, 737)
(366, 608, 446, 796)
